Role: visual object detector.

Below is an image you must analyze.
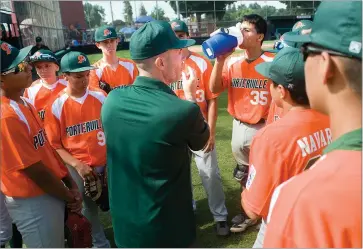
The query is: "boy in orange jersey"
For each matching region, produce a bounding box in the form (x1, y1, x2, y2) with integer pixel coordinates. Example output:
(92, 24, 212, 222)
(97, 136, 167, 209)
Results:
(170, 20, 229, 236)
(44, 51, 110, 248)
(23, 49, 67, 121)
(210, 14, 275, 232)
(89, 26, 138, 93)
(263, 1, 362, 247)
(240, 47, 331, 247)
(0, 41, 81, 248)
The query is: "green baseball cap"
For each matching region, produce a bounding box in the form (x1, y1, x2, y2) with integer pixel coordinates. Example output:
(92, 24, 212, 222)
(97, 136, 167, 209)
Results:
(284, 1, 362, 59)
(60, 51, 95, 73)
(95, 26, 117, 42)
(292, 20, 313, 33)
(130, 20, 195, 60)
(1, 41, 32, 73)
(256, 47, 305, 90)
(170, 19, 189, 34)
(30, 49, 59, 65)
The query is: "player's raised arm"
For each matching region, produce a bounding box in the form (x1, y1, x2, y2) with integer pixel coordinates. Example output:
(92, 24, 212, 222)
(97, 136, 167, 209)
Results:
(209, 51, 233, 94)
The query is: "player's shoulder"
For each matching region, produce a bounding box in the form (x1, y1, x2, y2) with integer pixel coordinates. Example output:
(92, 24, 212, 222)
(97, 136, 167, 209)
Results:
(118, 57, 137, 65)
(188, 52, 212, 73)
(88, 87, 107, 103)
(261, 51, 275, 62)
(225, 53, 245, 70)
(58, 78, 68, 87)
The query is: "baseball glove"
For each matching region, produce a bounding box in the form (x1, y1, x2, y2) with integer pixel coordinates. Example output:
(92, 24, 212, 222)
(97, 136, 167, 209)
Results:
(95, 168, 110, 212)
(84, 171, 102, 202)
(64, 211, 92, 248)
(99, 81, 112, 94)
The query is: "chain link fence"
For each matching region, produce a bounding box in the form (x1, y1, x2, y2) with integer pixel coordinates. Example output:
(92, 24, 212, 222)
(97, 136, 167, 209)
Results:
(13, 1, 65, 51)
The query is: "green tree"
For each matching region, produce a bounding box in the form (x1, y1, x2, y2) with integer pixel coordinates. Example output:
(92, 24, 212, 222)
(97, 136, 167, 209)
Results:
(168, 1, 235, 25)
(123, 1, 133, 25)
(151, 6, 170, 21)
(279, 1, 321, 15)
(83, 2, 106, 28)
(139, 3, 148, 16)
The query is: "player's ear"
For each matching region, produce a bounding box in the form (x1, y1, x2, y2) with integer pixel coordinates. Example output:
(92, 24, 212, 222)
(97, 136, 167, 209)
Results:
(55, 64, 60, 72)
(320, 52, 335, 86)
(154, 56, 165, 70)
(257, 33, 264, 43)
(279, 85, 287, 99)
(95, 42, 101, 49)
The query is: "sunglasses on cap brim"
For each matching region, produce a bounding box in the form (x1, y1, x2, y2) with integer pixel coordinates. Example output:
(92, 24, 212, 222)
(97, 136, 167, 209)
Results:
(1, 57, 30, 76)
(300, 44, 360, 61)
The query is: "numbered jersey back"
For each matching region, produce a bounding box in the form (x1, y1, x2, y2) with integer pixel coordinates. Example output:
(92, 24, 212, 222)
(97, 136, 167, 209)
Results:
(43, 87, 107, 167)
(222, 52, 275, 124)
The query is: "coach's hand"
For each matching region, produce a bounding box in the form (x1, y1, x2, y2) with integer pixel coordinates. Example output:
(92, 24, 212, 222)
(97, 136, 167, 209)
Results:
(203, 134, 215, 153)
(182, 66, 197, 101)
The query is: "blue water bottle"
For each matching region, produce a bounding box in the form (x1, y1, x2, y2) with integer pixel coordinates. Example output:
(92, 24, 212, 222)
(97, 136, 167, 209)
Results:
(202, 26, 243, 60)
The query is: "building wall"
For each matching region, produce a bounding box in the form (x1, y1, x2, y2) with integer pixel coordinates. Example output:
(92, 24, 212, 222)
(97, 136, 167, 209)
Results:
(59, 1, 87, 30)
(13, 1, 65, 51)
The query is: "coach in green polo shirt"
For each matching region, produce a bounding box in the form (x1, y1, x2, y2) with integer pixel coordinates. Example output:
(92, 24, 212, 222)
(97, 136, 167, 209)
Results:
(101, 20, 210, 248)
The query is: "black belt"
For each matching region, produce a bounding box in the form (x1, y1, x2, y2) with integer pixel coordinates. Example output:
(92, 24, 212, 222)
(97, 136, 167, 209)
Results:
(234, 118, 265, 125)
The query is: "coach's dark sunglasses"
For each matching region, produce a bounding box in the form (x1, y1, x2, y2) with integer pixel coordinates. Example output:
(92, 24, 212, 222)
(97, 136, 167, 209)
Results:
(300, 44, 356, 61)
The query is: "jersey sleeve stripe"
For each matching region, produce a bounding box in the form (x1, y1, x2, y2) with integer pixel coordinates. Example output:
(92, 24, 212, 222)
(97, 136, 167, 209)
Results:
(261, 54, 274, 62)
(25, 83, 42, 106)
(95, 67, 103, 80)
(118, 60, 135, 79)
(227, 55, 244, 70)
(266, 176, 296, 224)
(89, 90, 106, 104)
(9, 100, 31, 134)
(51, 94, 69, 120)
(58, 79, 68, 86)
(189, 55, 207, 73)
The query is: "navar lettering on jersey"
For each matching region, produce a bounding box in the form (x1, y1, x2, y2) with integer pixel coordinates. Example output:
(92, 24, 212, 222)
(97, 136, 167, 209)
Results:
(170, 78, 201, 91)
(231, 78, 268, 89)
(65, 119, 103, 137)
(297, 128, 332, 157)
(33, 129, 46, 149)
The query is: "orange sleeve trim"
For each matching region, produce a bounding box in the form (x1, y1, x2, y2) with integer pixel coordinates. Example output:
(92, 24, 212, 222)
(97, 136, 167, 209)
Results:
(241, 191, 264, 217)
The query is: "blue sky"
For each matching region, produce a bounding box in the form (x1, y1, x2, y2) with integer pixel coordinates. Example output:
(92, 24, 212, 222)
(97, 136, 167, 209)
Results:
(84, 1, 287, 23)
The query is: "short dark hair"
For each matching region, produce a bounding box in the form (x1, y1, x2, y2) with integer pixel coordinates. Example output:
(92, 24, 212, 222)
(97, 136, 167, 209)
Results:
(340, 57, 362, 97)
(273, 82, 310, 106)
(242, 14, 267, 43)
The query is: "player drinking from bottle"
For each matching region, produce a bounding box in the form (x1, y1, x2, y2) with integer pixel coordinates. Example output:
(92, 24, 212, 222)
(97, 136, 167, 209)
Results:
(209, 14, 275, 233)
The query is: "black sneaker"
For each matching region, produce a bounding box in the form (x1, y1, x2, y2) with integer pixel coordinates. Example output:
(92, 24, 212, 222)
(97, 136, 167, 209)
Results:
(216, 221, 230, 236)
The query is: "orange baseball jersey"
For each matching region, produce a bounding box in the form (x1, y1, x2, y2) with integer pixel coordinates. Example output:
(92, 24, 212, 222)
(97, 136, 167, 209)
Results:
(23, 78, 67, 121)
(221, 52, 275, 124)
(266, 101, 284, 125)
(44, 87, 107, 167)
(264, 128, 362, 247)
(242, 109, 331, 221)
(89, 58, 138, 89)
(170, 52, 218, 120)
(1, 96, 68, 198)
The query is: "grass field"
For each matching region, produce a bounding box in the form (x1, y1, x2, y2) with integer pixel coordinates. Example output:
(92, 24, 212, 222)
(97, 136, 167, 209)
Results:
(89, 48, 259, 248)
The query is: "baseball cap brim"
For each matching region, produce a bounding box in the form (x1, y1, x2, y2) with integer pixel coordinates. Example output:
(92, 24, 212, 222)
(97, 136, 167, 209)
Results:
(255, 62, 272, 79)
(96, 37, 118, 43)
(173, 38, 196, 49)
(283, 32, 312, 46)
(4, 45, 32, 72)
(65, 66, 96, 73)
